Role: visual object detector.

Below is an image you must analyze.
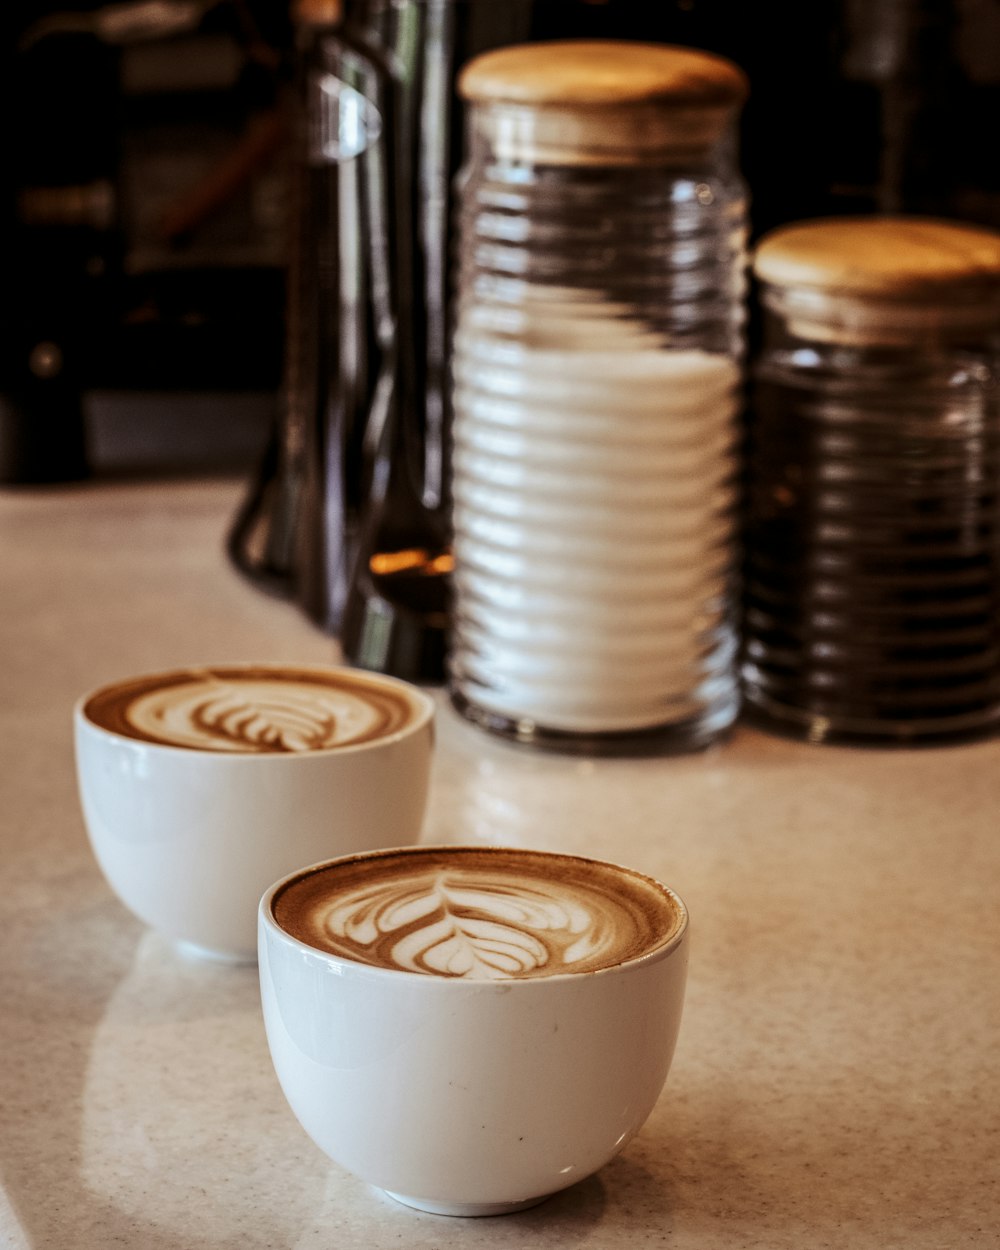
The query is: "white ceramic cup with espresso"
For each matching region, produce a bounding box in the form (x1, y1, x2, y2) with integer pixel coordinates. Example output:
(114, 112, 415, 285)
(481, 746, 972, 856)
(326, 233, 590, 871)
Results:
(74, 663, 436, 962)
(258, 844, 689, 1216)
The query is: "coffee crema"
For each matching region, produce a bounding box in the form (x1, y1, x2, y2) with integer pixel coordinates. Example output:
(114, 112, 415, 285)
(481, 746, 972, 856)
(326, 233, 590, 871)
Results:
(83, 665, 419, 753)
(271, 846, 683, 980)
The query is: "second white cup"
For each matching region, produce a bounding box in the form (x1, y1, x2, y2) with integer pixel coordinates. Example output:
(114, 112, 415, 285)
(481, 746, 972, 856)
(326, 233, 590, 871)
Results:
(74, 662, 436, 962)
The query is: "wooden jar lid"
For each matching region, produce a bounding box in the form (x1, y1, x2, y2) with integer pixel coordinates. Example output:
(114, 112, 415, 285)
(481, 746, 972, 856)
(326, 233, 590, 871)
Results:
(755, 216, 1000, 294)
(458, 40, 748, 166)
(753, 216, 1000, 344)
(459, 40, 747, 109)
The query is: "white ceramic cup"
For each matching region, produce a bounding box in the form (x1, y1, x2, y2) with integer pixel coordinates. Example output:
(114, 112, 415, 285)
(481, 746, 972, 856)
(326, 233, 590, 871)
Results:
(74, 663, 436, 962)
(257, 845, 689, 1216)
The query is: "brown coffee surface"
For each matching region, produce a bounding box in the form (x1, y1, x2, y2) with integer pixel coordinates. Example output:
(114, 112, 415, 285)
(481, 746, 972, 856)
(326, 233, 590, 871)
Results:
(271, 846, 684, 979)
(83, 665, 418, 753)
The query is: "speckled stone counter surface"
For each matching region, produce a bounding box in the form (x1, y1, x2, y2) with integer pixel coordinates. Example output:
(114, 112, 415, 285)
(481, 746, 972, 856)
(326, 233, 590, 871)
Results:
(2, 478, 997, 1249)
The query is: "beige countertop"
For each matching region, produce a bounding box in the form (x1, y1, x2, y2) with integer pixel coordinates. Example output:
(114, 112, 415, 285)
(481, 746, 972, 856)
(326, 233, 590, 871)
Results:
(1, 476, 997, 1249)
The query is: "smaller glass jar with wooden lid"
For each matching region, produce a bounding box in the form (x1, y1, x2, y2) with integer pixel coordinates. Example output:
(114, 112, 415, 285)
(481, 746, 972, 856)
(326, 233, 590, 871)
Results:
(743, 215, 1000, 745)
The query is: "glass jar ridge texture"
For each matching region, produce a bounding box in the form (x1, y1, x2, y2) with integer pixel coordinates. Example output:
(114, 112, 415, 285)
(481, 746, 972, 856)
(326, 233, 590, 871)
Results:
(448, 41, 748, 752)
(743, 216, 1000, 745)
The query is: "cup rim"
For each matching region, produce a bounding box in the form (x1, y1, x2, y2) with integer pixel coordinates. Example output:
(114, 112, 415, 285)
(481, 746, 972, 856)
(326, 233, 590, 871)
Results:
(258, 843, 689, 985)
(72, 660, 437, 758)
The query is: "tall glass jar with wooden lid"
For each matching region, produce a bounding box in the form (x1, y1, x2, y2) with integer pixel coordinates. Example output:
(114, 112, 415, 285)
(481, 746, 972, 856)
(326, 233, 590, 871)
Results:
(447, 39, 749, 753)
(744, 216, 1000, 745)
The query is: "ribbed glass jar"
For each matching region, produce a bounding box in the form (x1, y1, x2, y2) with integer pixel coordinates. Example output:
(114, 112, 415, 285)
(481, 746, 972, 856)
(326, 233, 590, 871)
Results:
(743, 216, 1000, 745)
(448, 41, 748, 752)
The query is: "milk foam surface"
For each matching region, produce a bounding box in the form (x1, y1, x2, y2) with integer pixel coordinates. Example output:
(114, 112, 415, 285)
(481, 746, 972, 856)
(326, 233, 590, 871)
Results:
(272, 847, 681, 979)
(83, 666, 416, 752)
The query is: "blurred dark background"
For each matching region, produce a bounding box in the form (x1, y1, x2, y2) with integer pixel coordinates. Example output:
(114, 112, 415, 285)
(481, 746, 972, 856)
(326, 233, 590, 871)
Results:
(2, 0, 999, 483)
(0, 0, 293, 480)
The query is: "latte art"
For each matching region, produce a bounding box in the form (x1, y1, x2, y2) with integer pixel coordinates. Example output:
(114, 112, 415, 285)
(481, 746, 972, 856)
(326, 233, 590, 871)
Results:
(127, 679, 380, 753)
(323, 874, 614, 978)
(273, 847, 682, 979)
(83, 665, 419, 752)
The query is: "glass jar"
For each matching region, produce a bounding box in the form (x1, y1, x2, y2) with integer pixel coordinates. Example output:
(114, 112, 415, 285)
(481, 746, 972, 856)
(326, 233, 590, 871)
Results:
(743, 215, 1000, 745)
(448, 40, 749, 752)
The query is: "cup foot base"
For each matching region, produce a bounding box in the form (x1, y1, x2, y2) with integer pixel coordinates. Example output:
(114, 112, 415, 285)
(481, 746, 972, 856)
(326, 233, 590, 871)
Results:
(382, 1190, 550, 1217)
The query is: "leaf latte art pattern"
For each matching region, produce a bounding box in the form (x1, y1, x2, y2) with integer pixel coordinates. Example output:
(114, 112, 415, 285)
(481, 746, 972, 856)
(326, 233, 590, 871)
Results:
(323, 873, 615, 978)
(274, 847, 684, 980)
(194, 692, 332, 752)
(131, 684, 342, 753)
(83, 666, 416, 752)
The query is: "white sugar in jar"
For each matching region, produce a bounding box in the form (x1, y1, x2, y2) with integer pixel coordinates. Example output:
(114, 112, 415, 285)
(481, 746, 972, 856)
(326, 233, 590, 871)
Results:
(448, 41, 749, 752)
